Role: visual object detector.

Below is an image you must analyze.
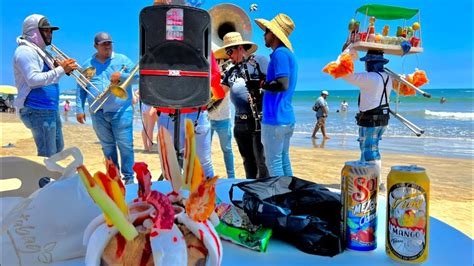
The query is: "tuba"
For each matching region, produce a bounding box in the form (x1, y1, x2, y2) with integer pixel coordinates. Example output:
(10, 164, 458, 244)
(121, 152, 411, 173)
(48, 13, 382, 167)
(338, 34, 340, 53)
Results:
(89, 64, 138, 113)
(209, 3, 252, 60)
(207, 3, 252, 113)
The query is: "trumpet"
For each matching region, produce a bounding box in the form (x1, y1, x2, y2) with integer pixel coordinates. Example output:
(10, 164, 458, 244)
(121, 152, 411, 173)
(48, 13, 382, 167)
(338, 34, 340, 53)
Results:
(90, 64, 138, 113)
(49, 44, 128, 113)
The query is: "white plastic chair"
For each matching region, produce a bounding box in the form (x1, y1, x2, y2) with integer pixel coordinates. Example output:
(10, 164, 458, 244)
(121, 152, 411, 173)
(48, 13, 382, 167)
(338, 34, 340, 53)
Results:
(0, 156, 62, 198)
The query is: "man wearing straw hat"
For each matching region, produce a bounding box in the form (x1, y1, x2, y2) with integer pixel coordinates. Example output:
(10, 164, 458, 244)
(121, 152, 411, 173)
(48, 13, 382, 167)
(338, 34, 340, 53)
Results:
(255, 14, 298, 177)
(217, 32, 269, 179)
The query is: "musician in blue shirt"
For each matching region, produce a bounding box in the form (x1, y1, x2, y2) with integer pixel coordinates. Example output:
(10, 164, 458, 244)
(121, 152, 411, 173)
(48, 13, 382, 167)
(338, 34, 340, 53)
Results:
(13, 14, 77, 157)
(76, 32, 137, 184)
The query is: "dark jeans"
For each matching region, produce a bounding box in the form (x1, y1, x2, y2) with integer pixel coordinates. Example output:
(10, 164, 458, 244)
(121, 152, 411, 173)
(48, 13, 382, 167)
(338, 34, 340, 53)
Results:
(233, 115, 269, 179)
(91, 110, 134, 181)
(19, 107, 64, 157)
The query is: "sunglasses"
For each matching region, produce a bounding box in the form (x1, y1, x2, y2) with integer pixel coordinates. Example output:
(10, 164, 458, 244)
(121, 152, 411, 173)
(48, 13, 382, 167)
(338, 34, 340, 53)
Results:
(98, 41, 112, 46)
(225, 47, 236, 56)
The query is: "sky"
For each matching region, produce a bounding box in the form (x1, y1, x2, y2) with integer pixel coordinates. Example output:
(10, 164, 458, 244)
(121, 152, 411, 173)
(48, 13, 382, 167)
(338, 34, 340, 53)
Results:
(1, 0, 472, 92)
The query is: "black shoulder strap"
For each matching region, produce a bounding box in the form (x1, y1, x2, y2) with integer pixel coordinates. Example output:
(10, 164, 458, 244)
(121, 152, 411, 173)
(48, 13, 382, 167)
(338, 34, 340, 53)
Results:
(253, 60, 265, 80)
(375, 72, 390, 107)
(194, 107, 202, 129)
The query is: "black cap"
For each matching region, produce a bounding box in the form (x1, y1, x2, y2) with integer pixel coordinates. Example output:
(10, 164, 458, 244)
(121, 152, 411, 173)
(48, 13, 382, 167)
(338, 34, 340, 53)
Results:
(94, 32, 113, 44)
(38, 17, 59, 31)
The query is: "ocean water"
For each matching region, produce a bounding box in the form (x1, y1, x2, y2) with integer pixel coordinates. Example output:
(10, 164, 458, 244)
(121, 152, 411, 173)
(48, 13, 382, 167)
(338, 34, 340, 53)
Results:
(60, 88, 473, 159)
(291, 89, 473, 159)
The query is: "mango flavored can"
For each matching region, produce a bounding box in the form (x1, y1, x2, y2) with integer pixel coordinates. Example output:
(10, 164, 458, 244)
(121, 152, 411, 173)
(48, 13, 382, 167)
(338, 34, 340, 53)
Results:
(386, 165, 430, 263)
(341, 161, 379, 251)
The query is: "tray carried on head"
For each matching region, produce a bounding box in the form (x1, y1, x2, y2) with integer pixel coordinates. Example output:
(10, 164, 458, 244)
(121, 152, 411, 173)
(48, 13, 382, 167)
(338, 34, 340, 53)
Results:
(352, 41, 423, 56)
(348, 4, 423, 56)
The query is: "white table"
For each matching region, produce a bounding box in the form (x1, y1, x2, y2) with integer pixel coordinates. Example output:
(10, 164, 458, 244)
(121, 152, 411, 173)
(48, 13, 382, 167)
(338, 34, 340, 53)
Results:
(122, 179, 473, 266)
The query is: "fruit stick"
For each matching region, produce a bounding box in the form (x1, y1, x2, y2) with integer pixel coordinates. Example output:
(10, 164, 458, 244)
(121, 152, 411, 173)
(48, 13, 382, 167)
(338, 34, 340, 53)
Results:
(106, 159, 125, 196)
(183, 119, 196, 190)
(78, 165, 138, 241)
(95, 171, 128, 217)
(133, 162, 152, 200)
(157, 126, 182, 193)
(186, 176, 218, 222)
(92, 172, 113, 226)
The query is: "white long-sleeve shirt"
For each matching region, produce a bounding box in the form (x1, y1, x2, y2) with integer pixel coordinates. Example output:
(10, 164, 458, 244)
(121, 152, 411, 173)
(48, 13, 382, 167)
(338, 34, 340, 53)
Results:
(342, 72, 392, 112)
(13, 45, 65, 110)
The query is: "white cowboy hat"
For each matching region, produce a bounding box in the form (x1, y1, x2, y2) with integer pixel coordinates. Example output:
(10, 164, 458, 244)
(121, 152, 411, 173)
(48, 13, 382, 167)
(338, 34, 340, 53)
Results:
(255, 13, 295, 51)
(214, 32, 258, 59)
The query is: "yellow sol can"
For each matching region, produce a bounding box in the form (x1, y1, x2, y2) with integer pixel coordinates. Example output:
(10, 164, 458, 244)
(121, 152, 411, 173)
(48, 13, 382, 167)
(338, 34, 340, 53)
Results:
(386, 165, 430, 263)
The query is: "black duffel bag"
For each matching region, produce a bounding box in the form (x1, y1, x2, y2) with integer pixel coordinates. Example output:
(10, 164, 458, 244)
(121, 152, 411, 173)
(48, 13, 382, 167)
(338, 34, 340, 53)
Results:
(229, 176, 344, 257)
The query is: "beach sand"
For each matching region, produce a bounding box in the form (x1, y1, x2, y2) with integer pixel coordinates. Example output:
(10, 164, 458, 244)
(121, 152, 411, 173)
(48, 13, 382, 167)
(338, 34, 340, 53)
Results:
(1, 113, 472, 238)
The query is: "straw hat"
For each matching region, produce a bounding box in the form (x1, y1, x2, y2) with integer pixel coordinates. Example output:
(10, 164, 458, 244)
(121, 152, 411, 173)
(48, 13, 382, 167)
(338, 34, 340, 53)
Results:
(214, 32, 258, 59)
(255, 13, 295, 51)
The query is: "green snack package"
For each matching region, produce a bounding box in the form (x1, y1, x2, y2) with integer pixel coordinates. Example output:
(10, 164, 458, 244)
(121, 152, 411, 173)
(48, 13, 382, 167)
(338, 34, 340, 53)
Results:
(215, 222, 272, 252)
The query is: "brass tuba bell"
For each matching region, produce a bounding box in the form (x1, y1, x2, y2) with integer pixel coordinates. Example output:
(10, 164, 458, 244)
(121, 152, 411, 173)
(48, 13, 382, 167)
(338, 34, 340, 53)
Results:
(209, 3, 252, 59)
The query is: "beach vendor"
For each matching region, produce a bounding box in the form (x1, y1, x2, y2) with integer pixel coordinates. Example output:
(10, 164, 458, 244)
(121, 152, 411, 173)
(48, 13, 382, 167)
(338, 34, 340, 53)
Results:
(218, 32, 269, 179)
(76, 32, 137, 184)
(341, 49, 392, 174)
(254, 14, 298, 177)
(13, 14, 77, 157)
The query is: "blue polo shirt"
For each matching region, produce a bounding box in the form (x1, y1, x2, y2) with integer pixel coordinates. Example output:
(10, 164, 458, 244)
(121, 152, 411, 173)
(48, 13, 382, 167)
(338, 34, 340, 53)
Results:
(263, 45, 298, 125)
(76, 53, 136, 114)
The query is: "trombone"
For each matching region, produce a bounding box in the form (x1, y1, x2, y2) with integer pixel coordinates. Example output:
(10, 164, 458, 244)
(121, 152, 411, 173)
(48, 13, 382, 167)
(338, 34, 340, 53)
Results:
(90, 64, 138, 113)
(49, 44, 128, 113)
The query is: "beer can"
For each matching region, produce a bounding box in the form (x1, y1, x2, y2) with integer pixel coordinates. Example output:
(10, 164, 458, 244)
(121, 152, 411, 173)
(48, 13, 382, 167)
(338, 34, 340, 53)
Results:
(341, 161, 379, 251)
(386, 165, 430, 263)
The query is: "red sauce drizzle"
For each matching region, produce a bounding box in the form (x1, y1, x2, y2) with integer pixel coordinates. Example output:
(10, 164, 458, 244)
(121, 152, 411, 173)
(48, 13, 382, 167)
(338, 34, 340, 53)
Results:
(140, 233, 152, 266)
(198, 229, 204, 241)
(115, 233, 126, 259)
(203, 221, 221, 259)
(150, 230, 159, 237)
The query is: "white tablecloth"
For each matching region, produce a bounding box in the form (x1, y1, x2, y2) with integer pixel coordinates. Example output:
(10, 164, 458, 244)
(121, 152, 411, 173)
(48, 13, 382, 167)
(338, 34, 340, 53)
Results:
(122, 179, 472, 266)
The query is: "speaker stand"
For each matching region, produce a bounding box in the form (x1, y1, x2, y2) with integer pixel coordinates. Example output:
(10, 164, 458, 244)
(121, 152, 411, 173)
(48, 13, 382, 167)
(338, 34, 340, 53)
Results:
(173, 109, 182, 169)
(157, 109, 183, 181)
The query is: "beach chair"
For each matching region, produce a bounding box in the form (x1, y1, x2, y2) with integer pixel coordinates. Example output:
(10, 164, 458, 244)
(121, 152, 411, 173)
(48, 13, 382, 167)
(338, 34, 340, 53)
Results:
(0, 156, 62, 198)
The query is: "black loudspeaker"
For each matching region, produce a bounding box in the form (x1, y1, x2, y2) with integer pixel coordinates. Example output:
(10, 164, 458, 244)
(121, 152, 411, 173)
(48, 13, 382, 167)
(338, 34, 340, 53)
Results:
(139, 5, 211, 108)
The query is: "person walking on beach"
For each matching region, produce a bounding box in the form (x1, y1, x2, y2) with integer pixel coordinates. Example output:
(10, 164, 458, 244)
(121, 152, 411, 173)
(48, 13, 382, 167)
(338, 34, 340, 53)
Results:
(340, 100, 349, 112)
(63, 100, 70, 122)
(13, 14, 77, 157)
(76, 32, 137, 184)
(311, 90, 330, 139)
(255, 14, 298, 177)
(218, 32, 269, 179)
(342, 49, 392, 175)
(141, 103, 158, 152)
